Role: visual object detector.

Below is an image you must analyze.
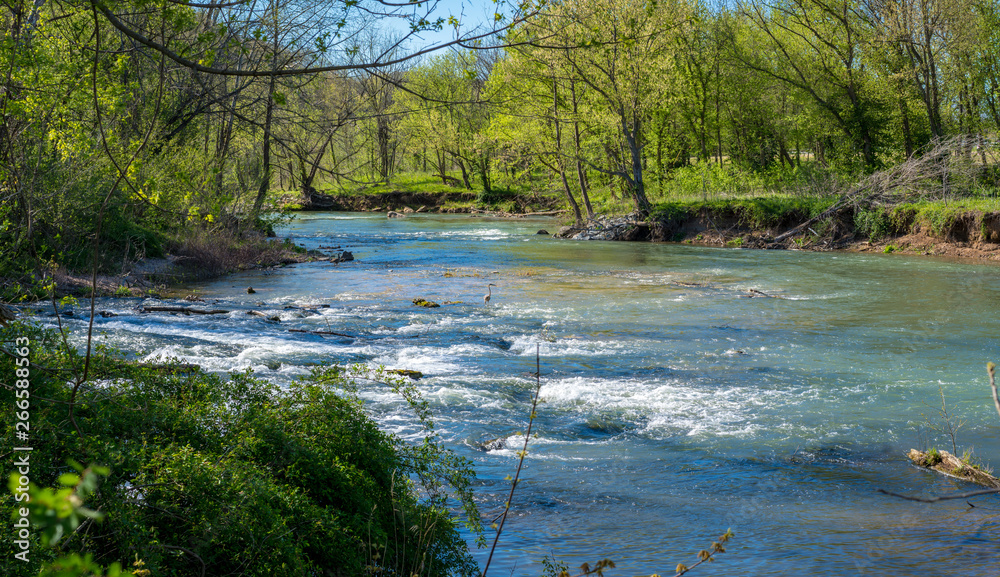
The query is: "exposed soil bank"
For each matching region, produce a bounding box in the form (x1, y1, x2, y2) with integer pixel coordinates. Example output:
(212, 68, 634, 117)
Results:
(555, 206, 1000, 262)
(3, 241, 324, 300)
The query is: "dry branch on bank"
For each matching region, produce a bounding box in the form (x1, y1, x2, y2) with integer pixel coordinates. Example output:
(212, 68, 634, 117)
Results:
(775, 137, 999, 242)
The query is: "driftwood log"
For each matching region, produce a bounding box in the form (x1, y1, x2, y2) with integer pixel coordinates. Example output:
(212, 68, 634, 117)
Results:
(141, 306, 230, 315)
(907, 449, 1000, 489)
(288, 329, 354, 338)
(247, 310, 281, 322)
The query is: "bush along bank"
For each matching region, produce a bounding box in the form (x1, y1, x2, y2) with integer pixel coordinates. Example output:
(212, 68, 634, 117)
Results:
(0, 322, 481, 576)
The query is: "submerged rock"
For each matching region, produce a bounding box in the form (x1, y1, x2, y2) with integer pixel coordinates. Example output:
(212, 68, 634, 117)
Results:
(412, 298, 440, 308)
(387, 211, 405, 218)
(536, 229, 549, 235)
(476, 437, 508, 452)
(330, 251, 354, 263)
(388, 369, 423, 380)
(555, 226, 579, 238)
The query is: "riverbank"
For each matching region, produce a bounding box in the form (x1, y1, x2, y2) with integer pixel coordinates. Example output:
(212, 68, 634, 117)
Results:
(553, 198, 1000, 262)
(0, 234, 324, 301)
(276, 168, 1000, 262)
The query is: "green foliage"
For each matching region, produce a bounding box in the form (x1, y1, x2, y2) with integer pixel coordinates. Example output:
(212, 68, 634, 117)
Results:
(38, 554, 129, 577)
(659, 163, 847, 201)
(0, 323, 479, 577)
(854, 208, 892, 241)
(11, 462, 108, 548)
(650, 195, 836, 230)
(541, 555, 571, 577)
(476, 187, 518, 207)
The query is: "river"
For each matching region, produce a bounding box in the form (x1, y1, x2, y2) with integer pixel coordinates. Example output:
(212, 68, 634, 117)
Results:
(56, 213, 1000, 576)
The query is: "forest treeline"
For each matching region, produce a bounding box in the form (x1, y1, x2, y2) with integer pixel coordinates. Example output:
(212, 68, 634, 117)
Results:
(1, 0, 999, 279)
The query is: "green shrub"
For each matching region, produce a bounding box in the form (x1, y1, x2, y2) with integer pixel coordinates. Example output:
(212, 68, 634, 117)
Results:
(1, 323, 479, 577)
(476, 187, 517, 207)
(854, 208, 892, 241)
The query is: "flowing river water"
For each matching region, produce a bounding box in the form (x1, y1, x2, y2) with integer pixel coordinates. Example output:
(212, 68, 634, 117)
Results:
(54, 213, 1000, 575)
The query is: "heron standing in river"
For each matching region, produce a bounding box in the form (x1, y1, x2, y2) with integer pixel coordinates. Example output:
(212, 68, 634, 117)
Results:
(484, 284, 497, 306)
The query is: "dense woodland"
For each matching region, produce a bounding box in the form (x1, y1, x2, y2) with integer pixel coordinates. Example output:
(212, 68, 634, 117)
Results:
(2, 1, 1000, 574)
(1, 0, 998, 280)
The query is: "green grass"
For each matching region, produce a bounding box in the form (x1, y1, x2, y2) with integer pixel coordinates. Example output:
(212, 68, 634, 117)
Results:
(649, 195, 838, 229)
(894, 196, 1000, 235)
(342, 172, 470, 195)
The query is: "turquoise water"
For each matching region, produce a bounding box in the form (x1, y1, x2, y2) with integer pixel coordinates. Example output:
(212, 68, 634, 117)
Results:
(62, 213, 1000, 575)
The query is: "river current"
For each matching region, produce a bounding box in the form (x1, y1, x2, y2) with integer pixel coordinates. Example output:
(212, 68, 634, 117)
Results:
(55, 213, 999, 575)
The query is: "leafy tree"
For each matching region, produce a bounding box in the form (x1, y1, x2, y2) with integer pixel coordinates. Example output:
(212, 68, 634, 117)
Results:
(514, 0, 690, 215)
(737, 0, 889, 169)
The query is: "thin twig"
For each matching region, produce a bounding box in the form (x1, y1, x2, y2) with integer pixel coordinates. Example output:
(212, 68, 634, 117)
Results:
(482, 344, 543, 577)
(877, 488, 1000, 502)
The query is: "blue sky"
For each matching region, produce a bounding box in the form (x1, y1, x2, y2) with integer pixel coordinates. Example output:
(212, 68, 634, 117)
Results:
(390, 0, 515, 49)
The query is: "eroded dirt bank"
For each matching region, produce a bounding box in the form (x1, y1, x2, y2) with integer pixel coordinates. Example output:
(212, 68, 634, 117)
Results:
(555, 207, 1000, 262)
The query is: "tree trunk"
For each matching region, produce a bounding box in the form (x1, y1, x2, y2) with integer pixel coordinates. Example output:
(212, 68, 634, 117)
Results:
(553, 77, 583, 225)
(622, 110, 651, 216)
(251, 74, 276, 218)
(456, 156, 471, 189)
(899, 97, 914, 158)
(570, 79, 594, 219)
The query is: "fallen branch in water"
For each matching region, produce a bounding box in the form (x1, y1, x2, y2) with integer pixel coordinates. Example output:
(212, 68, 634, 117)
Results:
(743, 289, 783, 299)
(988, 362, 1000, 421)
(247, 310, 280, 322)
(288, 328, 354, 338)
(141, 306, 230, 315)
(904, 449, 1000, 488)
(877, 487, 1000, 502)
